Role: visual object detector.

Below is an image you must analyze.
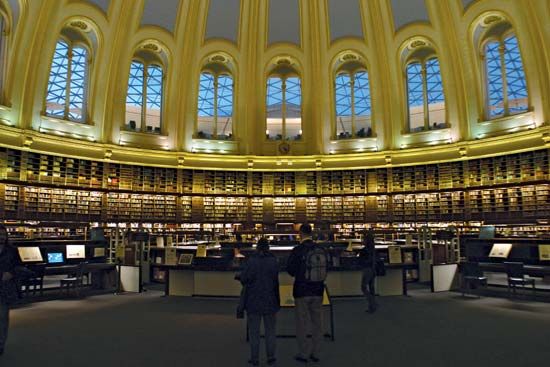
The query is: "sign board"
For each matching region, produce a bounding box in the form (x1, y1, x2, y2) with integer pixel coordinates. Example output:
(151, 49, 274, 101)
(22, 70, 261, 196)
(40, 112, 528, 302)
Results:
(178, 253, 194, 265)
(388, 246, 403, 264)
(66, 244, 86, 259)
(539, 245, 550, 261)
(17, 247, 43, 262)
(196, 245, 207, 258)
(489, 243, 513, 258)
(93, 248, 106, 257)
(165, 247, 178, 265)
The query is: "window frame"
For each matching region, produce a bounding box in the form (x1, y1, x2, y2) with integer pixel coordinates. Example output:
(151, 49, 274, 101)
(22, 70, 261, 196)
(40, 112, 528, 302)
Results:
(125, 57, 165, 135)
(480, 30, 529, 121)
(196, 68, 234, 140)
(333, 65, 372, 140)
(265, 71, 302, 141)
(44, 36, 91, 124)
(404, 53, 447, 133)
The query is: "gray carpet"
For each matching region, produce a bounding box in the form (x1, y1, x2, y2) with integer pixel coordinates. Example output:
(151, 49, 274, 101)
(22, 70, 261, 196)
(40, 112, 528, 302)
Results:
(4, 288, 550, 367)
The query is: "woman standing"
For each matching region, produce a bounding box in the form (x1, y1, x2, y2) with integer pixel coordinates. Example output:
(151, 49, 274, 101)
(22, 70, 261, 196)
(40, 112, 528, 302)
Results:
(359, 229, 378, 313)
(239, 238, 280, 366)
(0, 224, 18, 355)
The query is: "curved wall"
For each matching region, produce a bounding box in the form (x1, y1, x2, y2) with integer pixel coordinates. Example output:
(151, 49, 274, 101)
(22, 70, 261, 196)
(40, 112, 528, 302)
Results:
(0, 0, 549, 171)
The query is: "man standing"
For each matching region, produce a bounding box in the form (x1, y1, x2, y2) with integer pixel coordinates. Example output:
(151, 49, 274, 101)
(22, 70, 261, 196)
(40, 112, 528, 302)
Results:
(287, 223, 327, 363)
(359, 229, 378, 313)
(239, 238, 280, 366)
(0, 224, 18, 356)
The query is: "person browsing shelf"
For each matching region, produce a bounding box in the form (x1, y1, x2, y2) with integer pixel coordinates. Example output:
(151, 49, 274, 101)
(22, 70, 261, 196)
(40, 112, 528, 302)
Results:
(287, 223, 328, 363)
(359, 229, 378, 313)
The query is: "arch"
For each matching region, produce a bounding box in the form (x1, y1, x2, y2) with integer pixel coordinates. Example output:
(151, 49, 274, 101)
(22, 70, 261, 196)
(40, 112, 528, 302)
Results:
(124, 40, 168, 134)
(400, 37, 447, 133)
(472, 13, 529, 120)
(264, 55, 302, 141)
(43, 19, 99, 123)
(196, 52, 235, 140)
(331, 50, 373, 140)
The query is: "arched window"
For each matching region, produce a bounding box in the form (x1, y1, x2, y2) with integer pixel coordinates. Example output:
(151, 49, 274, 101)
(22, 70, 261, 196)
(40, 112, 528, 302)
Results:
(406, 55, 446, 133)
(197, 56, 234, 140)
(334, 60, 372, 139)
(483, 34, 528, 119)
(125, 60, 164, 134)
(266, 61, 301, 141)
(45, 39, 89, 122)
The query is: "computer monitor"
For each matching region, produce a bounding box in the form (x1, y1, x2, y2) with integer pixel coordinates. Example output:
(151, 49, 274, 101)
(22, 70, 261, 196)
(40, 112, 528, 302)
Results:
(47, 252, 64, 264)
(66, 244, 86, 259)
(478, 225, 495, 239)
(17, 247, 43, 263)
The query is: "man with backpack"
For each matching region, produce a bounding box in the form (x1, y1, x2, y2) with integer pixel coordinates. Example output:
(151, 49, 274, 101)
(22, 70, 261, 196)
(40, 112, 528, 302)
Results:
(287, 223, 328, 363)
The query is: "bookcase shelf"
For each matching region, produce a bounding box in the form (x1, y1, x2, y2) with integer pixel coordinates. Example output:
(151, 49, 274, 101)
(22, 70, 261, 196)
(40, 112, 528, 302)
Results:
(0, 148, 548, 225)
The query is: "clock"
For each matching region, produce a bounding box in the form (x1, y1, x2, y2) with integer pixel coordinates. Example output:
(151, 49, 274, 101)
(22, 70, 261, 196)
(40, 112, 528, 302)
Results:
(278, 142, 290, 155)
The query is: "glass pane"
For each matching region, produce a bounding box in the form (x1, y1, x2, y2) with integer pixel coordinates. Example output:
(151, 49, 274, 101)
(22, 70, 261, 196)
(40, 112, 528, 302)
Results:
(485, 40, 504, 118)
(125, 61, 143, 131)
(68, 46, 87, 122)
(45, 40, 69, 118)
(425, 58, 446, 129)
(285, 77, 302, 140)
(197, 72, 215, 138)
(407, 62, 425, 132)
(335, 73, 352, 139)
(354, 71, 372, 137)
(504, 35, 528, 114)
(146, 65, 163, 133)
(266, 77, 283, 140)
(217, 75, 233, 139)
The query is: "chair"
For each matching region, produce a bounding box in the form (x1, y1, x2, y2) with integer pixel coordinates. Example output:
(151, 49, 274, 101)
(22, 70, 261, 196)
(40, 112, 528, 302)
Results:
(21, 264, 45, 297)
(504, 262, 536, 297)
(60, 262, 87, 298)
(461, 262, 488, 298)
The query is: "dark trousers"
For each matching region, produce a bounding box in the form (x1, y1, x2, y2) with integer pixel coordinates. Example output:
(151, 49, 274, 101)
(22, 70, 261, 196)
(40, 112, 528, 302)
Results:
(0, 300, 9, 351)
(361, 268, 377, 311)
(248, 313, 277, 362)
(295, 296, 323, 358)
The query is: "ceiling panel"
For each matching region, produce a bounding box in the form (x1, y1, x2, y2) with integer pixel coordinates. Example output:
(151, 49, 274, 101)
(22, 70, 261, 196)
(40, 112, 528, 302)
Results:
(140, 0, 180, 34)
(268, 0, 300, 46)
(86, 0, 110, 14)
(391, 0, 430, 32)
(328, 0, 363, 41)
(205, 0, 240, 43)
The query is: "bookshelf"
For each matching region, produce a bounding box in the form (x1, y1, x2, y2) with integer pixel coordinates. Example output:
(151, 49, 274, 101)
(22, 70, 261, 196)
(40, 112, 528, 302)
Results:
(0, 147, 548, 225)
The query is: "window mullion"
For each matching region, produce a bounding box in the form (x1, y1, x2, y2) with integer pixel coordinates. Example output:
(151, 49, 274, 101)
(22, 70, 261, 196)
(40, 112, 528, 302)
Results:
(350, 75, 356, 138)
(499, 42, 509, 116)
(142, 65, 147, 132)
(282, 78, 286, 140)
(213, 76, 218, 139)
(65, 46, 73, 120)
(422, 63, 429, 130)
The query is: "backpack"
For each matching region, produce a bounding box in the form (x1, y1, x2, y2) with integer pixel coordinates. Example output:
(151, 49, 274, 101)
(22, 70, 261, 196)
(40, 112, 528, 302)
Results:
(303, 247, 328, 282)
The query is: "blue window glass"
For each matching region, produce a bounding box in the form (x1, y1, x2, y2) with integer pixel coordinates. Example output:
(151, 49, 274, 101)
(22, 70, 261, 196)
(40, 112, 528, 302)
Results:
(354, 71, 372, 137)
(266, 77, 283, 140)
(125, 61, 144, 130)
(285, 77, 302, 140)
(504, 35, 528, 114)
(217, 75, 233, 138)
(197, 72, 233, 139)
(68, 46, 87, 121)
(45, 41, 70, 118)
(407, 62, 425, 132)
(146, 65, 163, 132)
(335, 73, 352, 138)
(485, 40, 504, 118)
(425, 58, 445, 128)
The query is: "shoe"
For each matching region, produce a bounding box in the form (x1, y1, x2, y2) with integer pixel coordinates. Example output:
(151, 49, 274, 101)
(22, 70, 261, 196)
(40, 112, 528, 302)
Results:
(310, 355, 320, 362)
(248, 359, 259, 366)
(267, 357, 277, 365)
(294, 355, 308, 363)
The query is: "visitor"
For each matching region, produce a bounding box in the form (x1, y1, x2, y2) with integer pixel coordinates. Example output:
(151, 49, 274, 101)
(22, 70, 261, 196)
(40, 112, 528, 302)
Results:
(0, 224, 18, 356)
(359, 229, 378, 313)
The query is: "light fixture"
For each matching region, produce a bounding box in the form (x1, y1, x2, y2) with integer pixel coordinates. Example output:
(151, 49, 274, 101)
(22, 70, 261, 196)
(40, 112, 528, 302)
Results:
(23, 136, 34, 148)
(247, 160, 254, 168)
(178, 156, 185, 167)
(385, 155, 392, 165)
(104, 149, 113, 160)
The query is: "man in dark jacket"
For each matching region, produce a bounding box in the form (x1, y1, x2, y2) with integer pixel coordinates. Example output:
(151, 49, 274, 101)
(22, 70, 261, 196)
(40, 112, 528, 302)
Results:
(359, 229, 378, 313)
(0, 224, 18, 356)
(239, 238, 280, 366)
(287, 223, 325, 363)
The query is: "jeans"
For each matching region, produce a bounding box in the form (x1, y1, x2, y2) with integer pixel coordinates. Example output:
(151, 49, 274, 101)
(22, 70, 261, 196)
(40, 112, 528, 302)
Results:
(248, 313, 277, 362)
(295, 296, 323, 358)
(361, 267, 377, 311)
(0, 300, 8, 351)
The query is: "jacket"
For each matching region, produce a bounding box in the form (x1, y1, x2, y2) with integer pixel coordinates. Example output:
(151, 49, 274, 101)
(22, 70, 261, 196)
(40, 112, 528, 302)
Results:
(239, 251, 280, 314)
(0, 243, 19, 304)
(287, 240, 325, 298)
(358, 239, 376, 269)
